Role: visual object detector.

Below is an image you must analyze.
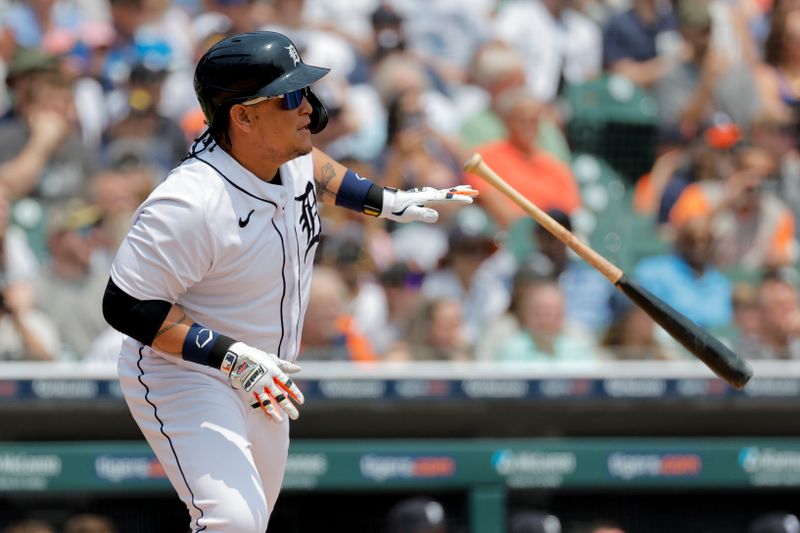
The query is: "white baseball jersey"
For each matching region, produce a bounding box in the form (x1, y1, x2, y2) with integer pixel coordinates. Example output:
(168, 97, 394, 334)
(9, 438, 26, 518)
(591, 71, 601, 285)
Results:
(111, 143, 321, 365)
(111, 143, 321, 532)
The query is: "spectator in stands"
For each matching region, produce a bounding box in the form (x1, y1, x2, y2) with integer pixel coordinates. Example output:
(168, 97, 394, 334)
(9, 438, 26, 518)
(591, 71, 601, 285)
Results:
(0, 183, 39, 286)
(369, 261, 425, 357)
(88, 166, 155, 256)
(1, 520, 54, 533)
(669, 144, 797, 274)
(262, 0, 362, 84)
(102, 0, 173, 92)
(0, 253, 59, 362)
(385, 0, 492, 88)
(755, 8, 800, 126)
(633, 216, 732, 330)
(0, 184, 58, 361)
(750, 116, 800, 232)
(0, 24, 16, 118)
(738, 272, 800, 359)
(748, 512, 800, 533)
(62, 514, 117, 533)
(468, 88, 582, 230)
(385, 296, 472, 362)
(475, 266, 540, 361)
(3, 0, 87, 51)
(384, 496, 448, 533)
(493, 0, 602, 102)
(300, 265, 377, 362)
(306, 77, 361, 159)
(655, 119, 740, 227)
(369, 41, 459, 138)
(459, 41, 571, 164)
(101, 62, 188, 179)
(314, 227, 387, 351)
(0, 64, 95, 206)
(420, 206, 508, 345)
(365, 3, 458, 102)
(34, 202, 109, 360)
(379, 85, 463, 191)
(729, 281, 762, 353)
(602, 0, 679, 88)
(498, 279, 597, 362)
(654, 0, 760, 140)
(509, 510, 562, 533)
(200, 0, 264, 35)
(523, 209, 614, 333)
(599, 286, 678, 360)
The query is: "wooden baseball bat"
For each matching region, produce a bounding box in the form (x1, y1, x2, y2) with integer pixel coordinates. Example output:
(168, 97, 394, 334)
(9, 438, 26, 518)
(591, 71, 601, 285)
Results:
(464, 153, 753, 389)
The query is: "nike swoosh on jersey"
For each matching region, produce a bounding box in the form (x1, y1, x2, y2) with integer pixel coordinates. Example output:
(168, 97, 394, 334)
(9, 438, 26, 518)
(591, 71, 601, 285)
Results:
(239, 209, 255, 228)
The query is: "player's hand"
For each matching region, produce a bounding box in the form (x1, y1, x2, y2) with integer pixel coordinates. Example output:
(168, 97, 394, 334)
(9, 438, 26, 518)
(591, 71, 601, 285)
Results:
(220, 342, 304, 422)
(381, 185, 479, 223)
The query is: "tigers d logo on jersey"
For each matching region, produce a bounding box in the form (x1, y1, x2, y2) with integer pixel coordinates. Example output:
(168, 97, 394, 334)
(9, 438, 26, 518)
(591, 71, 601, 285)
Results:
(295, 181, 321, 261)
(285, 45, 300, 66)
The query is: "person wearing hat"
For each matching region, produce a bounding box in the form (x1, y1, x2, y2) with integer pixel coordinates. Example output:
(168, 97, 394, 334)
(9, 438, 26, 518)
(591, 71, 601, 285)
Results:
(102, 30, 476, 532)
(34, 201, 109, 360)
(385, 496, 448, 533)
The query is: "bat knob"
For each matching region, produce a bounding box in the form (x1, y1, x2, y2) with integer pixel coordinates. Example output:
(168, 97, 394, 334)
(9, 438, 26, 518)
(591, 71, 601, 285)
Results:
(463, 153, 483, 173)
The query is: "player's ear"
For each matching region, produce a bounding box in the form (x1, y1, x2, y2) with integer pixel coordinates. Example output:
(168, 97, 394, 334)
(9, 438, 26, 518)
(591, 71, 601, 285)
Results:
(229, 104, 254, 133)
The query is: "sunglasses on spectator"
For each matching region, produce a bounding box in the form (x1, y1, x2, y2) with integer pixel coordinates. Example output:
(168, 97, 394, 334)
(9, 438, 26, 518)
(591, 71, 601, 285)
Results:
(242, 87, 309, 110)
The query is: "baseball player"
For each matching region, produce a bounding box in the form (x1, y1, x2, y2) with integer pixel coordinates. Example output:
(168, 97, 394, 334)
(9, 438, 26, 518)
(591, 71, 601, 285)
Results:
(101, 31, 477, 533)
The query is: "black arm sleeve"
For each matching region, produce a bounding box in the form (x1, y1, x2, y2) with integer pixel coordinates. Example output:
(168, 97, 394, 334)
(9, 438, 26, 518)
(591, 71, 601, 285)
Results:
(102, 277, 173, 347)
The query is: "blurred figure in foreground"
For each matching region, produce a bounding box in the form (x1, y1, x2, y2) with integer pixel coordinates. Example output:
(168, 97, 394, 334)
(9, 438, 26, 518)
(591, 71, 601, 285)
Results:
(568, 520, 626, 533)
(509, 510, 562, 533)
(1, 519, 54, 533)
(385, 496, 448, 533)
(62, 514, 117, 533)
(748, 512, 800, 533)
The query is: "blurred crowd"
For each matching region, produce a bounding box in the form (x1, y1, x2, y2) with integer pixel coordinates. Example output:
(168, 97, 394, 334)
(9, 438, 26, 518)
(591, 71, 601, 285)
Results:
(3, 0, 800, 364)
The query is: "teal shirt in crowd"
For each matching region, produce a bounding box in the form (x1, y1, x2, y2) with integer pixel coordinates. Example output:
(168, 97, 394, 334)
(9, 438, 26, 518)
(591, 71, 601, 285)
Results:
(499, 330, 597, 362)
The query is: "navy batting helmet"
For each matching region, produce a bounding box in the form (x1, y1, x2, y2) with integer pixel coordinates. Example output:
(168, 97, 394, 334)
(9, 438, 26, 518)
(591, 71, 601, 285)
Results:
(194, 31, 330, 133)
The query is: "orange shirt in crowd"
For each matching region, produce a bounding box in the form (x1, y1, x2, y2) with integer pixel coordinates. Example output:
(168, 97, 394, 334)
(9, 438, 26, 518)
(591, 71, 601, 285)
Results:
(334, 315, 378, 362)
(466, 141, 582, 228)
(669, 182, 797, 268)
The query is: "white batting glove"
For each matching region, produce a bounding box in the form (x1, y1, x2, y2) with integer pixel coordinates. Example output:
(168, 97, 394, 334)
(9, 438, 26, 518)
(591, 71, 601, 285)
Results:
(380, 185, 479, 223)
(220, 342, 304, 422)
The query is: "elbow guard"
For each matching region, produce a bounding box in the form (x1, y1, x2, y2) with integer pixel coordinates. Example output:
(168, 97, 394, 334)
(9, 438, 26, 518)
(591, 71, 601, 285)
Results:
(102, 278, 172, 347)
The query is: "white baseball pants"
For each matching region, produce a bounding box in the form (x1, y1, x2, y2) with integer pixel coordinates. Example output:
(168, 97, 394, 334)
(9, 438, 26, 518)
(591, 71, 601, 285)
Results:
(119, 348, 290, 533)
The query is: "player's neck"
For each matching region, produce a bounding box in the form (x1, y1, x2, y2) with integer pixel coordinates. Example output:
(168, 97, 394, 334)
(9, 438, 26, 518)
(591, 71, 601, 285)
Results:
(228, 145, 282, 183)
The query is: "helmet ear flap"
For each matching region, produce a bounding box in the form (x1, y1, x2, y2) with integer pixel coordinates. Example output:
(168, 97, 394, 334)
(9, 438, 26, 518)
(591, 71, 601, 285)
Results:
(307, 88, 328, 134)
